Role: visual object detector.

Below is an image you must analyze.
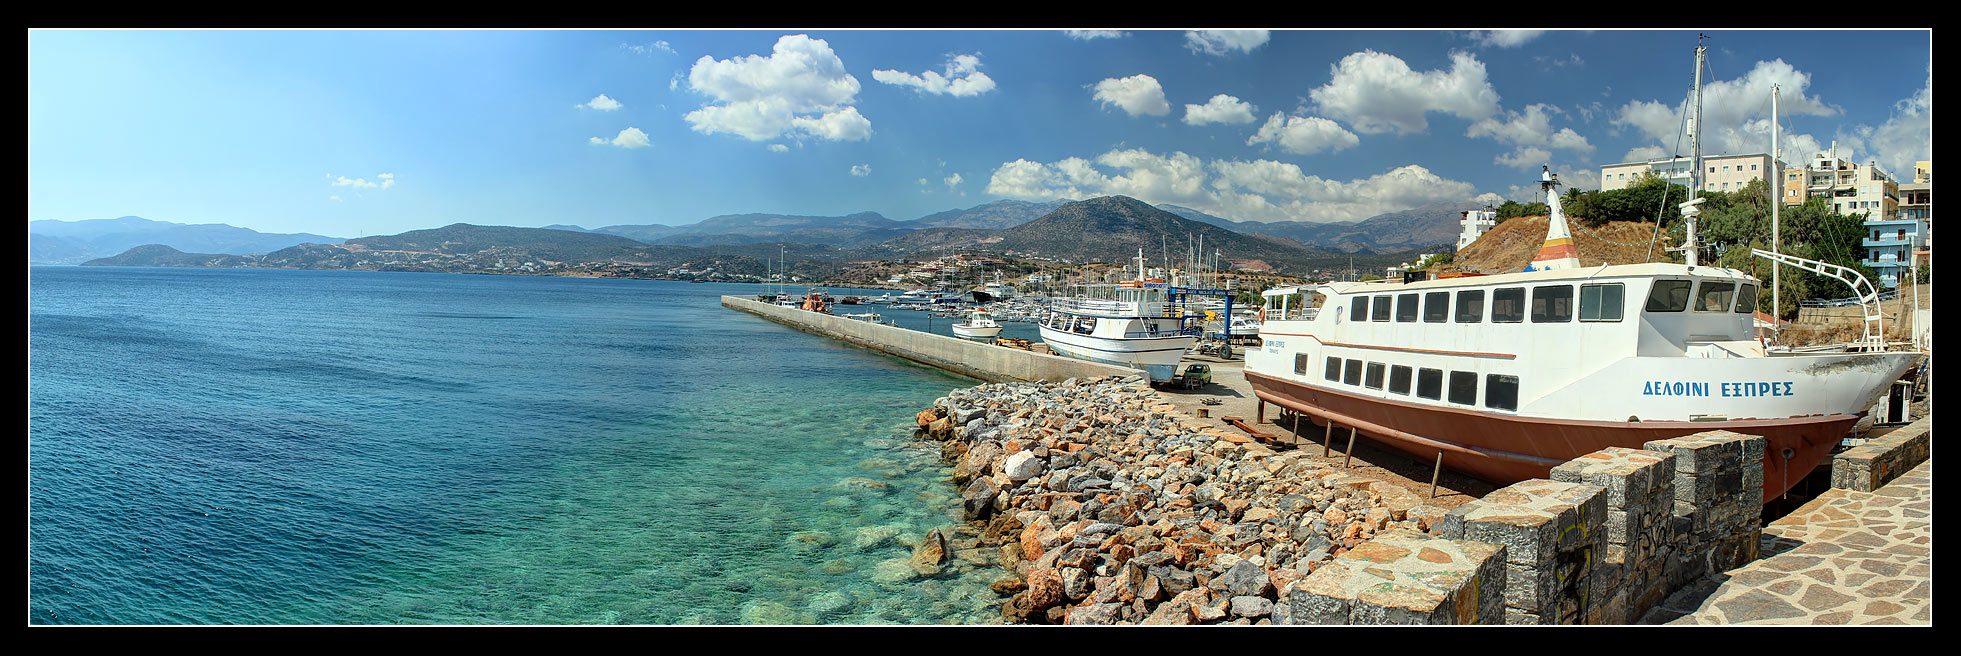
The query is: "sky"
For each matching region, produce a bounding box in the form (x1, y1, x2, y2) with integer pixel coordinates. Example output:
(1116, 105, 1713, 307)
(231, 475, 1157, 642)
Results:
(27, 28, 1932, 238)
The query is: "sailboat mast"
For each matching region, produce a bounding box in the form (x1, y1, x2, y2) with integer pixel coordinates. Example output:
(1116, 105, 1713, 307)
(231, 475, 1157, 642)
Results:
(1684, 36, 1706, 267)
(1771, 83, 1782, 329)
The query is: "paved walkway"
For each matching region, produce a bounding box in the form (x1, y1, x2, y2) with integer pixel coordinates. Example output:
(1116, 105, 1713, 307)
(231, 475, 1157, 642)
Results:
(1646, 459, 1932, 625)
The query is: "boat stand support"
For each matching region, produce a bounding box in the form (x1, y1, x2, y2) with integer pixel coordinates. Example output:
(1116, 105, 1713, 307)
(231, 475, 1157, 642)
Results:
(1343, 426, 1357, 469)
(1429, 450, 1444, 499)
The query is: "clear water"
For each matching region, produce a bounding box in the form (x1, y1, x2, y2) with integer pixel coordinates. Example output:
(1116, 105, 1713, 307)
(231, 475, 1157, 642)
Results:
(29, 267, 1004, 625)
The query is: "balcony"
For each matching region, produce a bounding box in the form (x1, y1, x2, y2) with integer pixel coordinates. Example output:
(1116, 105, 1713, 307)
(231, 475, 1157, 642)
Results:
(1864, 237, 1913, 249)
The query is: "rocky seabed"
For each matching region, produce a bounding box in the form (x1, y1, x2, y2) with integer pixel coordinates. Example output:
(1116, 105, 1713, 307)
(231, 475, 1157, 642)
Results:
(911, 375, 1446, 625)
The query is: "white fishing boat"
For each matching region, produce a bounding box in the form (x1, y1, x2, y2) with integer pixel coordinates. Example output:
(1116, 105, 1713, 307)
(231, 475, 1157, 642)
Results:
(951, 308, 1003, 339)
(1038, 252, 1199, 382)
(1245, 42, 1921, 501)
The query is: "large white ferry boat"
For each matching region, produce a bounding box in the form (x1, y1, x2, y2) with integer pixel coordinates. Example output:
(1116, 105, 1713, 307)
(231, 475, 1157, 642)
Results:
(1039, 255, 1199, 383)
(1247, 169, 1919, 500)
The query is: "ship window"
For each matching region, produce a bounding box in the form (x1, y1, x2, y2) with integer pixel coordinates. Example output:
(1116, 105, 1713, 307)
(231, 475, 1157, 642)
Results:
(1455, 290, 1485, 323)
(1579, 283, 1625, 322)
(1694, 282, 1735, 312)
(1447, 371, 1478, 405)
(1734, 284, 1758, 313)
(1371, 296, 1393, 322)
(1645, 280, 1692, 312)
(1325, 356, 1341, 381)
(1416, 368, 1443, 400)
(1485, 375, 1519, 411)
(1395, 294, 1419, 322)
(1531, 285, 1573, 323)
(1343, 359, 1363, 386)
(1295, 353, 1309, 376)
(1423, 292, 1449, 323)
(1492, 287, 1525, 323)
(1350, 296, 1369, 322)
(1389, 365, 1413, 395)
(1364, 362, 1386, 389)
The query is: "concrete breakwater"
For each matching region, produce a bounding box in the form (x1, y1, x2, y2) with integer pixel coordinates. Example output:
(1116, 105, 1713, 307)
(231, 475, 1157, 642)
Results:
(912, 375, 1441, 625)
(721, 295, 1133, 384)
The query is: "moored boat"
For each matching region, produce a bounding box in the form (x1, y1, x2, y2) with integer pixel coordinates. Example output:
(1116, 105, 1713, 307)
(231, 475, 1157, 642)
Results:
(951, 308, 1003, 338)
(1038, 252, 1200, 382)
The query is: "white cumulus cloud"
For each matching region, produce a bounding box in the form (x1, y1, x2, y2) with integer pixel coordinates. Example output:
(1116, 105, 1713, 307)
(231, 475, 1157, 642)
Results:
(1466, 103, 1594, 168)
(1065, 30, 1128, 40)
(329, 172, 396, 190)
(1469, 30, 1546, 48)
(872, 53, 996, 97)
(591, 127, 651, 149)
(1091, 74, 1171, 117)
(1185, 30, 1269, 56)
(1183, 94, 1257, 126)
(1612, 59, 1840, 160)
(1246, 112, 1359, 155)
(580, 94, 623, 111)
(1309, 50, 1502, 135)
(683, 34, 870, 143)
(985, 147, 1483, 223)
(851, 164, 871, 177)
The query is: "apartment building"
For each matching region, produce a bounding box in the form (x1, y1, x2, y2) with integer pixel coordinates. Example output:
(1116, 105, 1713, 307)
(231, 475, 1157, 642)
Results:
(1458, 207, 1496, 250)
(1600, 153, 1774, 192)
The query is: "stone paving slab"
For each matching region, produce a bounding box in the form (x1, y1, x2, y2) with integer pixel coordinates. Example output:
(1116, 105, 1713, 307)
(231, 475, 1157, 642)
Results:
(1648, 459, 1931, 625)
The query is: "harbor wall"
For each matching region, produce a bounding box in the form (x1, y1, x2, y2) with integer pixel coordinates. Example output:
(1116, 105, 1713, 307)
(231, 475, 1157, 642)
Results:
(1832, 416, 1933, 492)
(721, 295, 1137, 384)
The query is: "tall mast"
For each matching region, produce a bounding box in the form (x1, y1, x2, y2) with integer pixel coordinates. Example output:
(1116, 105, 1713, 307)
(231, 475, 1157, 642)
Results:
(1683, 35, 1707, 267)
(1771, 83, 1782, 328)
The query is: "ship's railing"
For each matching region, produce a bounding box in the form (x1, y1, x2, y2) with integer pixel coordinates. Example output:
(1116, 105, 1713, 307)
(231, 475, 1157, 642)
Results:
(1263, 307, 1318, 321)
(1753, 249, 1886, 349)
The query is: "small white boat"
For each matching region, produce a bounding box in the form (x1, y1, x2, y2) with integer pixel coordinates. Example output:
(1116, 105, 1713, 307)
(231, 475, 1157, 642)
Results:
(952, 309, 1003, 338)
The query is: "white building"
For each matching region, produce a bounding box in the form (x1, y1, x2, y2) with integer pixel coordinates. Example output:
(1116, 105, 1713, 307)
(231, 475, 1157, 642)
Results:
(1601, 153, 1776, 193)
(1458, 208, 1497, 250)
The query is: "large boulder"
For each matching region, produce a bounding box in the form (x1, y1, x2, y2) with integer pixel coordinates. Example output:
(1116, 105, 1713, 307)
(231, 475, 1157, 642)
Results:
(961, 477, 999, 521)
(909, 527, 949, 577)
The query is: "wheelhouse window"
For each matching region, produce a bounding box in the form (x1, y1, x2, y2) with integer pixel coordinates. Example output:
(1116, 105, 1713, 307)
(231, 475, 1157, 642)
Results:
(1388, 365, 1413, 395)
(1350, 296, 1370, 322)
(1733, 284, 1758, 313)
(1447, 371, 1478, 405)
(1579, 283, 1625, 322)
(1492, 287, 1525, 323)
(1343, 359, 1363, 386)
(1423, 292, 1449, 323)
(1485, 375, 1519, 411)
(1324, 356, 1341, 382)
(1646, 280, 1692, 312)
(1416, 368, 1443, 400)
(1395, 294, 1419, 322)
(1364, 362, 1386, 389)
(1371, 296, 1393, 322)
(1455, 290, 1485, 323)
(1694, 282, 1736, 312)
(1531, 285, 1573, 323)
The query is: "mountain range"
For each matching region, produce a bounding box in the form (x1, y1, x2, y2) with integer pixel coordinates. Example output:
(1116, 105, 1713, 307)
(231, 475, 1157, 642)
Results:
(29, 216, 343, 265)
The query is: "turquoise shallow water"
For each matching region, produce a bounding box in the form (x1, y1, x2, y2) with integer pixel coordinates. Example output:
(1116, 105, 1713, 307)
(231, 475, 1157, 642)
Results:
(29, 267, 1002, 624)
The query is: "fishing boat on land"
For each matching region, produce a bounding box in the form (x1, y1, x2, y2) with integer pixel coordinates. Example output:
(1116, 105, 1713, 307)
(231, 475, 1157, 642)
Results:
(1038, 252, 1200, 383)
(952, 308, 1004, 339)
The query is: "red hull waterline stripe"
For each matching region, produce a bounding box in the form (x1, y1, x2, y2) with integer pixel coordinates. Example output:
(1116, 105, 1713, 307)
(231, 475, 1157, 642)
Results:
(1243, 370, 1855, 500)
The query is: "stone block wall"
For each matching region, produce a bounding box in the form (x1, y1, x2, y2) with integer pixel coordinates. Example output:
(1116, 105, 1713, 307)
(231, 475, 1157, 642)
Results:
(1287, 528, 1507, 625)
(1832, 417, 1932, 492)
(1642, 431, 1766, 593)
(1550, 447, 1674, 624)
(1434, 479, 1606, 624)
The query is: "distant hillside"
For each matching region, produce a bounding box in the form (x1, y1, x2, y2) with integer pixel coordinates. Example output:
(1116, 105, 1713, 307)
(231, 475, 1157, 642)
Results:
(1436, 216, 1661, 274)
(590, 211, 904, 248)
(81, 244, 256, 267)
(879, 196, 1336, 274)
(341, 223, 658, 261)
(29, 216, 343, 264)
(902, 199, 1075, 230)
(1154, 201, 1479, 254)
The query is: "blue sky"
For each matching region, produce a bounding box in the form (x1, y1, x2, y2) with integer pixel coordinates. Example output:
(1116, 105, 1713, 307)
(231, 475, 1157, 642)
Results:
(28, 29, 1931, 238)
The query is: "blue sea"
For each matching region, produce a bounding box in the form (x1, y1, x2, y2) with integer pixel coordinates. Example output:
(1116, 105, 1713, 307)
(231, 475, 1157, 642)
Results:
(28, 267, 1011, 625)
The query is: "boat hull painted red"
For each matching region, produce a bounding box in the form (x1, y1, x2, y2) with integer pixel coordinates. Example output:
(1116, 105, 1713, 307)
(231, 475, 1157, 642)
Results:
(1245, 370, 1854, 502)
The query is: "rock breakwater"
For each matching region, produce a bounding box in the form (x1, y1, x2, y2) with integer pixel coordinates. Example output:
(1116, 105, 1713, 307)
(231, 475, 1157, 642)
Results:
(914, 375, 1444, 625)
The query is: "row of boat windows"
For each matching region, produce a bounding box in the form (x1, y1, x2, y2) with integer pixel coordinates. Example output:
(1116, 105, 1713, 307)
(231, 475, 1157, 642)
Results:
(1295, 354, 1518, 411)
(1343, 280, 1757, 325)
